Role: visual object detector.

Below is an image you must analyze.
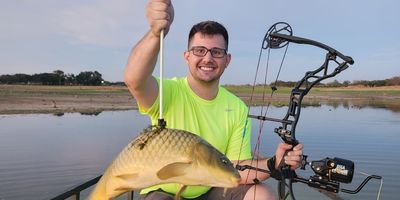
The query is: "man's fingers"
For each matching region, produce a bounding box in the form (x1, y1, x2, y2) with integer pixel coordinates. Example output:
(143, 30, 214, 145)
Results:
(278, 142, 292, 150)
(146, 0, 174, 37)
(293, 143, 303, 151)
(287, 150, 303, 156)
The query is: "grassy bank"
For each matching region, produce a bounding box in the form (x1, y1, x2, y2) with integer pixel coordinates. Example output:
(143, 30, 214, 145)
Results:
(0, 85, 134, 114)
(224, 85, 400, 96)
(1, 84, 400, 114)
(0, 84, 129, 96)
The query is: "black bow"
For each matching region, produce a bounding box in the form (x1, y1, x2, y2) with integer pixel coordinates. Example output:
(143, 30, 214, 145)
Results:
(236, 22, 381, 200)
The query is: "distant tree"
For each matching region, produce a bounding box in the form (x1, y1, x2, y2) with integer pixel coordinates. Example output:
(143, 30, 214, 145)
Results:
(0, 70, 108, 85)
(274, 80, 297, 87)
(76, 71, 103, 86)
(15, 74, 30, 84)
(53, 70, 65, 85)
(326, 80, 341, 87)
(387, 76, 400, 86)
(0, 74, 30, 84)
(0, 75, 14, 84)
(108, 81, 126, 86)
(31, 73, 59, 85)
(64, 73, 76, 85)
(352, 80, 368, 86)
(370, 80, 386, 87)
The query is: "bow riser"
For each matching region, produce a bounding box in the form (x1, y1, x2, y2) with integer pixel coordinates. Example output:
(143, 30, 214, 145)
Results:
(242, 22, 382, 200)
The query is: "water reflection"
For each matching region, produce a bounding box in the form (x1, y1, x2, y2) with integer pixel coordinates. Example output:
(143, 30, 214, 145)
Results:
(52, 111, 104, 117)
(319, 99, 400, 112)
(79, 111, 103, 116)
(258, 98, 400, 113)
(0, 111, 150, 200)
(0, 106, 399, 200)
(53, 112, 64, 117)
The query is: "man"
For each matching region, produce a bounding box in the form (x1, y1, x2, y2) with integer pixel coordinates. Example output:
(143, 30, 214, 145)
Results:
(124, 0, 303, 199)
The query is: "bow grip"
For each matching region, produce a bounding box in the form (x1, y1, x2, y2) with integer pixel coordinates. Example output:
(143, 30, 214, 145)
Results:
(275, 127, 298, 146)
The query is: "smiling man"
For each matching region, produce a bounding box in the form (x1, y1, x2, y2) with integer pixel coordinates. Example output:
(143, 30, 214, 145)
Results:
(124, 0, 303, 199)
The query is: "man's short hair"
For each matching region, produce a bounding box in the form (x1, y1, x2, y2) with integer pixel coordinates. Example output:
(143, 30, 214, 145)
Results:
(188, 21, 229, 50)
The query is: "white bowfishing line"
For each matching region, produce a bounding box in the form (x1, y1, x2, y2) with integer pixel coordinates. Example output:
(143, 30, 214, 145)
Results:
(159, 29, 164, 123)
(359, 171, 383, 200)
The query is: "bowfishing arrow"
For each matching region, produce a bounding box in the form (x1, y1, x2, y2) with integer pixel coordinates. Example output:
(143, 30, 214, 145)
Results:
(158, 29, 167, 128)
(236, 22, 382, 200)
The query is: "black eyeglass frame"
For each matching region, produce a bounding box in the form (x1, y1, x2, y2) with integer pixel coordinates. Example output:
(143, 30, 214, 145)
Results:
(188, 46, 227, 58)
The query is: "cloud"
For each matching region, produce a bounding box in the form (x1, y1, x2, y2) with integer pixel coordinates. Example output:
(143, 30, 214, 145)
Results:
(1, 0, 399, 83)
(55, 0, 147, 48)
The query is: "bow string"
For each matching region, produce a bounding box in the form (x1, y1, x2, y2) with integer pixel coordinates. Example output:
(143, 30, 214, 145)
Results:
(236, 22, 382, 200)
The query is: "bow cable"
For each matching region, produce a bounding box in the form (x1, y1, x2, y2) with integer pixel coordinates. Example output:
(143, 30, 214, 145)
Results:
(236, 22, 382, 200)
(235, 30, 290, 199)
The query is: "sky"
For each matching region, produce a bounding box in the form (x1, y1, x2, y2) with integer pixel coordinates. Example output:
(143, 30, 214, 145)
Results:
(1, 0, 399, 85)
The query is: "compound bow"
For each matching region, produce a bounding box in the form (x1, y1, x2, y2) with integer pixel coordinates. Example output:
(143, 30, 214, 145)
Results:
(236, 22, 382, 200)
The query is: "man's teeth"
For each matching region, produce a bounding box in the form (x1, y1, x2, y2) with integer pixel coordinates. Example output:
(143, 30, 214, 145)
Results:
(200, 66, 214, 71)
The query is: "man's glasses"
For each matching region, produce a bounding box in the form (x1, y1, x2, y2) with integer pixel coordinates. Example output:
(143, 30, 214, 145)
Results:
(189, 46, 227, 58)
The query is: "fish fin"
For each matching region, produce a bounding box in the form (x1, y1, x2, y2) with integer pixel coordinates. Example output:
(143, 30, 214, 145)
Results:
(174, 185, 187, 200)
(193, 142, 212, 163)
(107, 185, 130, 199)
(156, 162, 192, 180)
(114, 187, 133, 193)
(116, 173, 139, 181)
(105, 174, 138, 198)
(223, 187, 228, 197)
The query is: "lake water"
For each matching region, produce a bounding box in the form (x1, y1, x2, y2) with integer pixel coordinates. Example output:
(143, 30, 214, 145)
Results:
(0, 105, 399, 200)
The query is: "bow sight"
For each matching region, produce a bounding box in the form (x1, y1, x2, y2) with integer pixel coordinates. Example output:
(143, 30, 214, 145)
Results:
(239, 22, 383, 200)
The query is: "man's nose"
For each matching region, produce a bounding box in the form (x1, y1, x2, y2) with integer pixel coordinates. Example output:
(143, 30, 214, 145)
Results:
(202, 50, 214, 61)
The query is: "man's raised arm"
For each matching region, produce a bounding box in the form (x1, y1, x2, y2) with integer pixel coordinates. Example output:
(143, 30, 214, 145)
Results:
(124, 0, 174, 109)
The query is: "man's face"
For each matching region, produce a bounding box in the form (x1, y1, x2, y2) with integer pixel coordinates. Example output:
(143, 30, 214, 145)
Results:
(184, 33, 231, 85)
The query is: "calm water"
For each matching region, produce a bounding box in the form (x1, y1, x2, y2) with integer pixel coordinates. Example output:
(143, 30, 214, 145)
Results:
(0, 105, 399, 200)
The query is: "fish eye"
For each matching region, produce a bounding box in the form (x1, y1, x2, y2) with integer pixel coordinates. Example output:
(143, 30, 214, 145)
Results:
(220, 157, 229, 165)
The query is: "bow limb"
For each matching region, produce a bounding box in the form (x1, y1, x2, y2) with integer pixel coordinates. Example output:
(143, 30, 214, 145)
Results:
(244, 22, 355, 200)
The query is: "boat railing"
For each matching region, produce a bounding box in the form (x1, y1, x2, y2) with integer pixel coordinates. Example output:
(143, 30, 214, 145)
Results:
(50, 175, 135, 200)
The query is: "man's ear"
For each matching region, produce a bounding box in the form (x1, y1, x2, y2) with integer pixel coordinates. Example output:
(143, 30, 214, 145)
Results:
(225, 53, 232, 68)
(184, 51, 190, 64)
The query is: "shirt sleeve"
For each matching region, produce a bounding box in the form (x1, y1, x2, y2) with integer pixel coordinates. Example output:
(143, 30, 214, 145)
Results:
(137, 77, 176, 125)
(225, 106, 252, 161)
(137, 78, 160, 120)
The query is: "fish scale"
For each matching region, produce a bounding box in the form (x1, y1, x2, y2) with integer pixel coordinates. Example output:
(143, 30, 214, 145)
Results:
(88, 126, 241, 200)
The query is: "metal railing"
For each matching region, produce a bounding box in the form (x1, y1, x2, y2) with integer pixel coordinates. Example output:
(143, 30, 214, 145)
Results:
(50, 175, 135, 200)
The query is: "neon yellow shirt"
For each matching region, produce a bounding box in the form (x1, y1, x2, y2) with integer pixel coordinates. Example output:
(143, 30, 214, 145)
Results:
(138, 77, 252, 198)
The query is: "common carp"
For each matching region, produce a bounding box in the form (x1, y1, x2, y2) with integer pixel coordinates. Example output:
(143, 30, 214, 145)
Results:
(88, 126, 241, 200)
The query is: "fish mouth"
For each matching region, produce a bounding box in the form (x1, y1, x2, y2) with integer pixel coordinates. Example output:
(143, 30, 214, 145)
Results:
(222, 177, 241, 196)
(231, 176, 241, 187)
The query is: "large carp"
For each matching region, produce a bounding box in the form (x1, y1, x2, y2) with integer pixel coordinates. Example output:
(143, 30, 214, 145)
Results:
(88, 126, 241, 200)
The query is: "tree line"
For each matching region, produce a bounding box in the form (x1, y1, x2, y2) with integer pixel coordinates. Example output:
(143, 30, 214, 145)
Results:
(0, 70, 106, 86)
(314, 76, 399, 87)
(225, 76, 400, 88)
(1, 70, 398, 87)
(274, 76, 400, 87)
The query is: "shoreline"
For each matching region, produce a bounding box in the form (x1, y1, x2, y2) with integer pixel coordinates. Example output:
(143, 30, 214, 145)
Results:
(0, 94, 138, 115)
(1, 85, 400, 115)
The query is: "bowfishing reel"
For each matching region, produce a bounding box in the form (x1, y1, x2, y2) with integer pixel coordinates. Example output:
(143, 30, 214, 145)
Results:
(294, 156, 382, 195)
(245, 21, 383, 199)
(299, 157, 354, 193)
(310, 157, 354, 184)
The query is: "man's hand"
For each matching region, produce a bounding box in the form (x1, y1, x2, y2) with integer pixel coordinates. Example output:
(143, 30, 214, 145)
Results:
(275, 143, 304, 170)
(146, 0, 174, 37)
